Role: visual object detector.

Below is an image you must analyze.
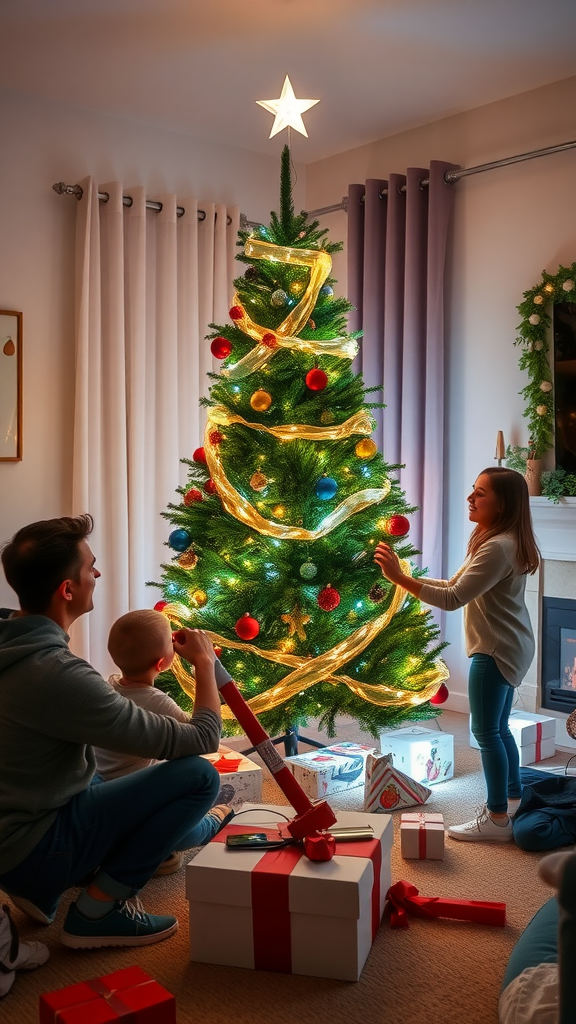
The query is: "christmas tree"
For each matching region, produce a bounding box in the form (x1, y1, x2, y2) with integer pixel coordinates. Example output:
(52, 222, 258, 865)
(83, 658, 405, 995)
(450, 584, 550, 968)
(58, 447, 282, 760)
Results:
(153, 146, 448, 740)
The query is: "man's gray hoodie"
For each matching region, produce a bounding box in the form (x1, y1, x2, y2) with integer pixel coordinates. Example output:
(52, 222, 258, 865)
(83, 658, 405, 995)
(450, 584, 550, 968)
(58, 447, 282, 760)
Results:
(0, 616, 221, 874)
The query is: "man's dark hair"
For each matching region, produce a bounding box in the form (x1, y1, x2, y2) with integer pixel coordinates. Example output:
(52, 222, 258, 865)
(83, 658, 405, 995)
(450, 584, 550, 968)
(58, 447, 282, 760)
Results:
(1, 515, 94, 613)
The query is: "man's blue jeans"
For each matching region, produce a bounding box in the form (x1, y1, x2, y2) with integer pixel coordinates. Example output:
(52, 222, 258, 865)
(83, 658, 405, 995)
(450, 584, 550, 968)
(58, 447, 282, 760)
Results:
(0, 756, 219, 909)
(469, 653, 522, 814)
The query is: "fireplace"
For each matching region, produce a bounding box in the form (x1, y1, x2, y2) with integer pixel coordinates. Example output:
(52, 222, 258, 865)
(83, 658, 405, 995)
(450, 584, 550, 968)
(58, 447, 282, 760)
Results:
(541, 596, 576, 714)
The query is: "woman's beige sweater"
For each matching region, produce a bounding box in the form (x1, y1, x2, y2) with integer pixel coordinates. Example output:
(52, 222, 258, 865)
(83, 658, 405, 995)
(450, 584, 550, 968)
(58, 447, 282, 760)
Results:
(418, 533, 535, 687)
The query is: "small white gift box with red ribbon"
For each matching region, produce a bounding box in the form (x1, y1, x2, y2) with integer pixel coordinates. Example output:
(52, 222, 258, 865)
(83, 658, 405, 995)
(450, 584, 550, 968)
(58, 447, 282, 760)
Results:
(201, 745, 262, 808)
(284, 742, 377, 799)
(186, 804, 393, 981)
(400, 812, 445, 860)
(469, 712, 556, 765)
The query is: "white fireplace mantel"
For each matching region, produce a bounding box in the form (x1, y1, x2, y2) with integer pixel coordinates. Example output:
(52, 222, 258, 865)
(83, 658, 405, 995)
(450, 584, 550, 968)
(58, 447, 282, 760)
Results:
(530, 497, 576, 562)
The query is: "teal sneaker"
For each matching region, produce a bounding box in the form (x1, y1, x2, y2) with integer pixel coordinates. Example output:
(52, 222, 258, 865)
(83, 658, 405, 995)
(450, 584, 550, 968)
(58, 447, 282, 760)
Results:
(61, 898, 177, 949)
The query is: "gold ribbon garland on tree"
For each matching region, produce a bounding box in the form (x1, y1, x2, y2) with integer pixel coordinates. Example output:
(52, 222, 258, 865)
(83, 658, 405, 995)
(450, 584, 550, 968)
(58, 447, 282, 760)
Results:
(165, 559, 449, 717)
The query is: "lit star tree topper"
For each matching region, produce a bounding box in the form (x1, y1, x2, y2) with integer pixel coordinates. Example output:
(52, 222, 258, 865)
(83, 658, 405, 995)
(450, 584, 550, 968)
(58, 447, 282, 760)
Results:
(257, 75, 320, 139)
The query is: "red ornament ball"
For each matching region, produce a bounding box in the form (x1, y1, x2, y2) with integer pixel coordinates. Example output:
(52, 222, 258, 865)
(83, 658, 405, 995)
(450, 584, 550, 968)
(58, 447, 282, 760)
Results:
(384, 515, 410, 537)
(209, 430, 224, 446)
(211, 337, 233, 360)
(203, 478, 217, 495)
(235, 613, 260, 641)
(193, 447, 207, 464)
(184, 488, 203, 506)
(430, 683, 449, 706)
(154, 600, 168, 612)
(306, 368, 328, 391)
(213, 646, 223, 659)
(317, 585, 341, 612)
(229, 305, 243, 321)
(262, 332, 278, 349)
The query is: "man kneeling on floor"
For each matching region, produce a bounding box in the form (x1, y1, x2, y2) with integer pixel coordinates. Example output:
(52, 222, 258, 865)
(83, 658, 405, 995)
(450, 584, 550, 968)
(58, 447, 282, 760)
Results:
(0, 514, 222, 949)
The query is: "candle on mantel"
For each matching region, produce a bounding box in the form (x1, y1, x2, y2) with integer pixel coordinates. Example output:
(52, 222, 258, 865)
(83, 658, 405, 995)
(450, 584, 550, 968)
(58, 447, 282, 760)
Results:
(495, 431, 505, 466)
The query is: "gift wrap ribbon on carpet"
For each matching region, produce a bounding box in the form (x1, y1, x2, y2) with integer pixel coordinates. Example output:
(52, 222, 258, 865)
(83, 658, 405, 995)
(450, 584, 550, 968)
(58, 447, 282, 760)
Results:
(386, 880, 506, 928)
(214, 825, 382, 973)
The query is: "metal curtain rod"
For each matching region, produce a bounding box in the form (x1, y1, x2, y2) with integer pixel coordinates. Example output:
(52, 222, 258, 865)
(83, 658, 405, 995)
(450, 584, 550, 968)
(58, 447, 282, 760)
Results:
(52, 182, 232, 224)
(303, 137, 576, 218)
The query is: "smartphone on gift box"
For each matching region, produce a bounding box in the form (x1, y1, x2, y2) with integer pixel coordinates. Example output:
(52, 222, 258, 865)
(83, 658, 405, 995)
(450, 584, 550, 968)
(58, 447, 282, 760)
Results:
(226, 833, 291, 850)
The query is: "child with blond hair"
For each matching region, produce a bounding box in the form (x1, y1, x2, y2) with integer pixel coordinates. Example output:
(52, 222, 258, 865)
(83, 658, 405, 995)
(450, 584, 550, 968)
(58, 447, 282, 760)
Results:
(94, 609, 234, 872)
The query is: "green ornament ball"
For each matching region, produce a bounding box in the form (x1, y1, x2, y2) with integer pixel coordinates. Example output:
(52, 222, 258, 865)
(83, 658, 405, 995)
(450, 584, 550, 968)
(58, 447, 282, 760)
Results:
(299, 561, 318, 580)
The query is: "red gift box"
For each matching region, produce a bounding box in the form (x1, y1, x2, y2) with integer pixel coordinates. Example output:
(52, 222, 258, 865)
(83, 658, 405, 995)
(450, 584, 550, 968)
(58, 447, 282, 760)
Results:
(39, 966, 175, 1024)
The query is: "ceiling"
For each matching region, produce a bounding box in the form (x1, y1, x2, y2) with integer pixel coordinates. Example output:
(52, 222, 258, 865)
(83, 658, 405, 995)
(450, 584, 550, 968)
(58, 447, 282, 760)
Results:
(2, 0, 576, 164)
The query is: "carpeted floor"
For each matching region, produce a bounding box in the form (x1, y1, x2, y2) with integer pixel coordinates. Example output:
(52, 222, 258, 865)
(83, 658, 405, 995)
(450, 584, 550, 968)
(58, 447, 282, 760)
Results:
(1, 710, 569, 1024)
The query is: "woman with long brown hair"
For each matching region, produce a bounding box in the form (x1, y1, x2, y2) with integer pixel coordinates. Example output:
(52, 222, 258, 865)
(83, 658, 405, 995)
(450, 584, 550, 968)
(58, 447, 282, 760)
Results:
(374, 467, 539, 842)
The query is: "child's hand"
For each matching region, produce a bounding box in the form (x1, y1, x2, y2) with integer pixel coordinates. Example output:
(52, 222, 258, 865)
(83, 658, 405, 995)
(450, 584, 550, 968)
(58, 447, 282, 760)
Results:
(172, 628, 216, 667)
(374, 542, 403, 584)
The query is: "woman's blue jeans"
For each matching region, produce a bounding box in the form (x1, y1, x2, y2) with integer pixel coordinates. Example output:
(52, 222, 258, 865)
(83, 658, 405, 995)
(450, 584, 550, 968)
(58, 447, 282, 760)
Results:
(0, 756, 219, 911)
(468, 653, 522, 814)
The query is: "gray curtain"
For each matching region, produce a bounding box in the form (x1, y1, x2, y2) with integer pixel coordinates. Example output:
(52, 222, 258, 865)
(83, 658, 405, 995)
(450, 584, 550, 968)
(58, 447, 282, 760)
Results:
(347, 160, 458, 581)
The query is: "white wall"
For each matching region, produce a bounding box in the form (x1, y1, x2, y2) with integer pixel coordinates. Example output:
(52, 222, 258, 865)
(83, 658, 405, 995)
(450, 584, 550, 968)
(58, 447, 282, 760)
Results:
(0, 88, 301, 606)
(305, 74, 576, 707)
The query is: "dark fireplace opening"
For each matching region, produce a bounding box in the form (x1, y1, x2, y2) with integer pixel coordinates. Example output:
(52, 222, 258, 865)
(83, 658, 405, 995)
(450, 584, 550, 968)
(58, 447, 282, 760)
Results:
(542, 596, 576, 713)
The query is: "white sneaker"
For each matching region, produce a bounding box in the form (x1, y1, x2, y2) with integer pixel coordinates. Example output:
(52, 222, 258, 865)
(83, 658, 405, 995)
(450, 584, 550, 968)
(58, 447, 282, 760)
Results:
(0, 904, 49, 999)
(448, 805, 513, 842)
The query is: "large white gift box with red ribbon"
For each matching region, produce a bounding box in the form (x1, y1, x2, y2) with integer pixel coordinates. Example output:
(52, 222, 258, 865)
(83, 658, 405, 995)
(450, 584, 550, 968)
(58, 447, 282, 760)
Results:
(201, 745, 262, 808)
(379, 727, 454, 786)
(284, 742, 377, 799)
(400, 812, 445, 860)
(186, 804, 393, 981)
(469, 712, 556, 765)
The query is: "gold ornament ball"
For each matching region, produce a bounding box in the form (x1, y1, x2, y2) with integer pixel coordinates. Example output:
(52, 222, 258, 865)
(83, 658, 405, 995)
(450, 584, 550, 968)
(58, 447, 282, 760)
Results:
(355, 438, 378, 460)
(544, 283, 555, 293)
(534, 340, 544, 351)
(562, 279, 575, 292)
(178, 550, 198, 569)
(540, 381, 553, 393)
(289, 280, 305, 296)
(250, 390, 272, 412)
(320, 409, 335, 425)
(191, 589, 208, 607)
(533, 294, 544, 305)
(272, 505, 286, 519)
(250, 471, 268, 492)
(536, 405, 547, 416)
(528, 314, 541, 325)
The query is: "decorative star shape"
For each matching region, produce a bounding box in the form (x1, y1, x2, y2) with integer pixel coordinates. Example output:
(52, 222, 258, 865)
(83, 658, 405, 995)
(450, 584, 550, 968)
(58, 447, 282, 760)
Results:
(257, 75, 320, 139)
(281, 605, 312, 641)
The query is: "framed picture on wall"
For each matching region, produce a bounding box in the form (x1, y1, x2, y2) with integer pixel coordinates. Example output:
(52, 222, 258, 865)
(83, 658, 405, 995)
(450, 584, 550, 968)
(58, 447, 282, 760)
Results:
(0, 310, 22, 461)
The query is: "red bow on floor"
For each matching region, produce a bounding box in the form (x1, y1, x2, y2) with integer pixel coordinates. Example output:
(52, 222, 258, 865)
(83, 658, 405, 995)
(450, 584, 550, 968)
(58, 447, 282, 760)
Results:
(386, 880, 506, 928)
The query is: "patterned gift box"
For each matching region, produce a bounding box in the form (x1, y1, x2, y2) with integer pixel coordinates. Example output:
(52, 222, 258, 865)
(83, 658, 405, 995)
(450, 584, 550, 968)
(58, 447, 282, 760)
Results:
(39, 966, 175, 1024)
(364, 752, 431, 812)
(186, 804, 393, 982)
(201, 744, 263, 807)
(469, 711, 556, 765)
(284, 742, 377, 799)
(379, 727, 454, 786)
(400, 812, 445, 860)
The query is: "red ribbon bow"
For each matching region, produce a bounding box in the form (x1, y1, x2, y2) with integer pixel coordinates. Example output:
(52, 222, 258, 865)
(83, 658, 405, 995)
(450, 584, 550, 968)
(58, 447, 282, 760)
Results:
(386, 880, 506, 928)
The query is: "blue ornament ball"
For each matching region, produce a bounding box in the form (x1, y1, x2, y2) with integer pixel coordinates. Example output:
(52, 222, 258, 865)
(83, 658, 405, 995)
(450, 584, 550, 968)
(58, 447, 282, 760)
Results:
(169, 528, 192, 552)
(315, 476, 338, 500)
(320, 284, 334, 299)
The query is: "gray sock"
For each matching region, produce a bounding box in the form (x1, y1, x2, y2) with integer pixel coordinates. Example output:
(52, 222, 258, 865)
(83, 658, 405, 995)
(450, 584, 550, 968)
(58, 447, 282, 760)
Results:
(76, 889, 115, 920)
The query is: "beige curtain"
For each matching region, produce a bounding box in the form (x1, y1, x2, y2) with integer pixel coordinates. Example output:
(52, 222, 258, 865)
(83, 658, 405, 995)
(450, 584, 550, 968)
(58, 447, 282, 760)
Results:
(70, 178, 239, 673)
